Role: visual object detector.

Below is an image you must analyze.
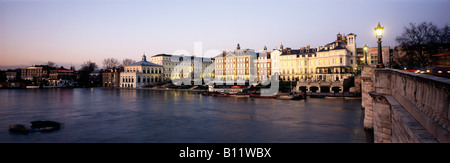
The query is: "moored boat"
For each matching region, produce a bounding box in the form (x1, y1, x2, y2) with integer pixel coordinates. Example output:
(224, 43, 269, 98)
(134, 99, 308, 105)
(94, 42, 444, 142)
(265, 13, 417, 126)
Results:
(277, 95, 294, 100)
(250, 94, 277, 98)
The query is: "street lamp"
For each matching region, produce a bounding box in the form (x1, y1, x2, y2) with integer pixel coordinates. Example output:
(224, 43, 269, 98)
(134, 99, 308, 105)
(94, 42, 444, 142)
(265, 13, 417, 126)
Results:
(363, 44, 368, 65)
(375, 22, 385, 68)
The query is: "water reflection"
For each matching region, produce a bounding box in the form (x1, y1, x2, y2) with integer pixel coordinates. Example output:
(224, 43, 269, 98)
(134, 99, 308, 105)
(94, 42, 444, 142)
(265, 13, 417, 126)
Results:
(0, 88, 370, 143)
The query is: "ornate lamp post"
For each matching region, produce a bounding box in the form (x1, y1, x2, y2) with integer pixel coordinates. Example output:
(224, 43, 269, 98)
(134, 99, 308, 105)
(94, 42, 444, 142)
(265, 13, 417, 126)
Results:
(375, 22, 385, 68)
(363, 44, 368, 65)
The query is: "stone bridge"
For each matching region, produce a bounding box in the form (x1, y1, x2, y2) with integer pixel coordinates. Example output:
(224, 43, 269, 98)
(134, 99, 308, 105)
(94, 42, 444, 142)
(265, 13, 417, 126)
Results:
(362, 66, 450, 143)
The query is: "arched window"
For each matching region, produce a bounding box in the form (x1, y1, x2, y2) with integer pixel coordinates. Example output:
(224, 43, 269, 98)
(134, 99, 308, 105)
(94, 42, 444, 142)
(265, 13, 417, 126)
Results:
(138, 76, 141, 83)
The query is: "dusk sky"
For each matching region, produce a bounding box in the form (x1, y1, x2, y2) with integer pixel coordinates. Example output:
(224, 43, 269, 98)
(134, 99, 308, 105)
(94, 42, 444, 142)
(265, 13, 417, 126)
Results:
(0, 0, 449, 69)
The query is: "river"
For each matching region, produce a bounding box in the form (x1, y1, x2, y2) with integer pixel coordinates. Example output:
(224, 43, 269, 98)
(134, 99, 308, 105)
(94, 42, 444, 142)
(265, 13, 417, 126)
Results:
(0, 88, 372, 143)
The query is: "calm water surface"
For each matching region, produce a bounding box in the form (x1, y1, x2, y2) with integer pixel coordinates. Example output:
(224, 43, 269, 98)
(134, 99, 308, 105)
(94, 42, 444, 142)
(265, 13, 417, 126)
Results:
(0, 88, 371, 143)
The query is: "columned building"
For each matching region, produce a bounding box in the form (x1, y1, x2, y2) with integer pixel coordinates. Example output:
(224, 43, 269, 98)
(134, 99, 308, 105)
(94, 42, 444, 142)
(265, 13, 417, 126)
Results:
(120, 55, 164, 88)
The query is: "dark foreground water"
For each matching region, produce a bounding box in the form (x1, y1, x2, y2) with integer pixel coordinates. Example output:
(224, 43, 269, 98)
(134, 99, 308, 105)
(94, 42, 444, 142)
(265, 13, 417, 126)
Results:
(0, 88, 372, 143)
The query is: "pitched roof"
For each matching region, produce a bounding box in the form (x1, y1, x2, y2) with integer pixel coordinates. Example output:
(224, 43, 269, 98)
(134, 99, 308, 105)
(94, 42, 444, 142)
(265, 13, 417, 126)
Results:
(128, 61, 163, 67)
(151, 54, 172, 57)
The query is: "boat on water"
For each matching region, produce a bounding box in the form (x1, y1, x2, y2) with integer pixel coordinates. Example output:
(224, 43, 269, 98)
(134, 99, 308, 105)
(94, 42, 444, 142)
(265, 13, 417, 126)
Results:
(250, 94, 277, 99)
(26, 85, 40, 89)
(231, 94, 250, 98)
(216, 93, 231, 97)
(277, 95, 294, 100)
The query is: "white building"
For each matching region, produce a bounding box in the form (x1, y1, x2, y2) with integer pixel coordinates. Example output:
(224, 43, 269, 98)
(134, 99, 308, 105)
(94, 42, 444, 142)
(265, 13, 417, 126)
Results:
(120, 55, 164, 88)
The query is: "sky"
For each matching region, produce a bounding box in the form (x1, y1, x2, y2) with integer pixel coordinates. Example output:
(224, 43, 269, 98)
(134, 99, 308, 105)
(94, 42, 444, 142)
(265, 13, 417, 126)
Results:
(0, 0, 449, 69)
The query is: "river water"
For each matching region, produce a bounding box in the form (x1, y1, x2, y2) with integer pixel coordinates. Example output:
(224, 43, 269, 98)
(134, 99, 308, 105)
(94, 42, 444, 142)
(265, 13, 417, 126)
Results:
(0, 88, 372, 143)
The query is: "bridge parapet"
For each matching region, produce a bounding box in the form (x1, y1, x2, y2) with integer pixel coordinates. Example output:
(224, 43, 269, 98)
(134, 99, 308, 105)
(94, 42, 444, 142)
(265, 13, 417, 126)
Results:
(362, 67, 450, 143)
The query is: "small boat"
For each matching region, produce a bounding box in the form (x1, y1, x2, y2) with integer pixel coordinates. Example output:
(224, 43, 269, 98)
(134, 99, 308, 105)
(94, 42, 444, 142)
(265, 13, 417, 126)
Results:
(291, 92, 306, 99)
(250, 94, 277, 99)
(231, 94, 250, 98)
(277, 95, 294, 100)
(216, 93, 231, 97)
(26, 85, 39, 89)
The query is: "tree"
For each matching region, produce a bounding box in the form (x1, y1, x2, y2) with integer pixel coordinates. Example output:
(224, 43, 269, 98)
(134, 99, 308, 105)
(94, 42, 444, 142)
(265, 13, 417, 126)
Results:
(80, 60, 98, 73)
(122, 58, 135, 67)
(47, 61, 57, 68)
(103, 58, 120, 69)
(395, 22, 450, 67)
(78, 60, 98, 87)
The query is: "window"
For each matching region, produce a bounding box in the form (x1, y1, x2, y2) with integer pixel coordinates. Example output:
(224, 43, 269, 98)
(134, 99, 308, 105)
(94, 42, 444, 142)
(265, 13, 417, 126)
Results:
(340, 58, 342, 64)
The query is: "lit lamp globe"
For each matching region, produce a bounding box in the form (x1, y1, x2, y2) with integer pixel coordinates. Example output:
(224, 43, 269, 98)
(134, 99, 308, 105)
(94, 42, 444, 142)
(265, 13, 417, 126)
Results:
(374, 22, 385, 68)
(375, 23, 384, 38)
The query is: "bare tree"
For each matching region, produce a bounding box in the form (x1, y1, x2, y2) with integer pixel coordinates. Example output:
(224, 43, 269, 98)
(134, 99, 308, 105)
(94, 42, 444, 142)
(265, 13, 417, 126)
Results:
(122, 58, 136, 67)
(395, 22, 449, 67)
(80, 60, 98, 73)
(47, 61, 57, 68)
(103, 58, 120, 69)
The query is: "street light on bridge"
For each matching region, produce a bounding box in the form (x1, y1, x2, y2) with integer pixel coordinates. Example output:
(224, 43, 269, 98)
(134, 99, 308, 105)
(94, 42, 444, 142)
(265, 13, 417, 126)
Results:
(363, 44, 368, 65)
(375, 22, 385, 68)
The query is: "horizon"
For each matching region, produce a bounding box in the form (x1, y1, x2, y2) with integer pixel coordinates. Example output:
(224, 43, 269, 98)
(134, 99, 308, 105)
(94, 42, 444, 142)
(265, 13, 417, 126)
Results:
(1, 0, 449, 70)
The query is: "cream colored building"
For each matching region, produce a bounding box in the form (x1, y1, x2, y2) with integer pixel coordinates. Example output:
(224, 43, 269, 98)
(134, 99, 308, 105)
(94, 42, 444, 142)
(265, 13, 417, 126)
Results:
(278, 33, 358, 82)
(120, 55, 164, 88)
(150, 54, 214, 81)
(255, 46, 272, 83)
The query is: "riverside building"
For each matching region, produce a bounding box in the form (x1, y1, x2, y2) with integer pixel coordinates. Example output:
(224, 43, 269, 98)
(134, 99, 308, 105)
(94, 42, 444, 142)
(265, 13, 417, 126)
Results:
(277, 33, 358, 82)
(120, 55, 164, 88)
(214, 44, 258, 83)
(150, 54, 214, 82)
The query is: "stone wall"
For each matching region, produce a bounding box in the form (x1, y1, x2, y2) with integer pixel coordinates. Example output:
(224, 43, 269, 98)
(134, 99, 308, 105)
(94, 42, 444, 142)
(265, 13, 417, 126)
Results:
(362, 67, 449, 143)
(361, 66, 375, 129)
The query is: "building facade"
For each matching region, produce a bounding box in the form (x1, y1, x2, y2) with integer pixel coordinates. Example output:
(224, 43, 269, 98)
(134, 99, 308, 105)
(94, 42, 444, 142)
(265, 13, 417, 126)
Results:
(277, 33, 358, 82)
(367, 46, 391, 67)
(255, 46, 272, 83)
(120, 55, 164, 88)
(214, 44, 258, 82)
(102, 68, 120, 87)
(6, 71, 18, 81)
(20, 67, 44, 81)
(150, 54, 214, 82)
